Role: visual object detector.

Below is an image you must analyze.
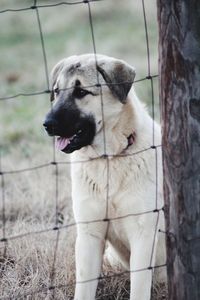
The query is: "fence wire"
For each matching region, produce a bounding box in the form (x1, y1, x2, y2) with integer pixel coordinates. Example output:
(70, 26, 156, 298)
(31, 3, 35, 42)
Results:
(0, 0, 166, 299)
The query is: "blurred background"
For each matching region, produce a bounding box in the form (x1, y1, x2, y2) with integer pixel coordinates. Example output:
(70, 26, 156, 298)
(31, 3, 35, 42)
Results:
(0, 0, 158, 163)
(0, 1, 162, 299)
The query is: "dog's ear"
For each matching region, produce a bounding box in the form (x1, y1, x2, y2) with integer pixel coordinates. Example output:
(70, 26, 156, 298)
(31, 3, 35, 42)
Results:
(97, 59, 136, 103)
(50, 59, 66, 101)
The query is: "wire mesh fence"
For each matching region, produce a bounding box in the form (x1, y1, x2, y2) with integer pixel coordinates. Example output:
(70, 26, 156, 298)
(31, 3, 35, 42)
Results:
(0, 1, 167, 299)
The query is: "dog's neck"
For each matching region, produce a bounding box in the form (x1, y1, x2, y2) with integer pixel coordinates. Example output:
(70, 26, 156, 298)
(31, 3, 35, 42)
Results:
(73, 95, 141, 159)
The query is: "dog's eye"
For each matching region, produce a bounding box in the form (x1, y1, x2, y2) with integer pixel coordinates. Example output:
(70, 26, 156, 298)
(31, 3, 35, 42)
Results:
(50, 87, 60, 101)
(54, 87, 60, 95)
(73, 88, 90, 99)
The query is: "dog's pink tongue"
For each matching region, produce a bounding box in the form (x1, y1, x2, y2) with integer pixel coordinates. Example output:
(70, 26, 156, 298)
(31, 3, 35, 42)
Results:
(56, 137, 70, 150)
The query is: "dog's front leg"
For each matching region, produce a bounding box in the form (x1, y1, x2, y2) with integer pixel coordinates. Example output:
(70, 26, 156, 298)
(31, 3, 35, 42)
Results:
(130, 228, 158, 300)
(74, 224, 106, 300)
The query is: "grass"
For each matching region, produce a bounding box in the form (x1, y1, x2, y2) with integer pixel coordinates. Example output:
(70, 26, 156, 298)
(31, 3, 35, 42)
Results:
(0, 0, 167, 299)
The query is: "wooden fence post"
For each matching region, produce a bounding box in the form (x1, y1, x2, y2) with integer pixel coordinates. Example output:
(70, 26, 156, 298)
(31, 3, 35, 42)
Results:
(157, 1, 200, 299)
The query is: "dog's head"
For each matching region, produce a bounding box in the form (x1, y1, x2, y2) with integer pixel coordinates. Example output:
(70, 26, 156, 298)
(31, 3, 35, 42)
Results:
(43, 54, 135, 154)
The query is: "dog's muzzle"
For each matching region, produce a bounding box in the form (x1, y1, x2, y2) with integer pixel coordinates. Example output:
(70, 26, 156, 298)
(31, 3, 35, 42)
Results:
(43, 112, 96, 154)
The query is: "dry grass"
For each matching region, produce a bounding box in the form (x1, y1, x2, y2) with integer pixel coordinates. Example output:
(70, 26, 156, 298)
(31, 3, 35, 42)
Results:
(0, 222, 76, 299)
(0, 153, 168, 298)
(0, 0, 167, 299)
(0, 226, 167, 299)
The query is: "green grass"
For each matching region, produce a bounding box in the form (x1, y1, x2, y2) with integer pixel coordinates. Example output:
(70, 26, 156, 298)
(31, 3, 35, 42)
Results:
(0, 0, 159, 151)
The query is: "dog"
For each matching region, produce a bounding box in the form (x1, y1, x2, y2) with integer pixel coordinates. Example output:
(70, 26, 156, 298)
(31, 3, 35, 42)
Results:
(43, 54, 166, 300)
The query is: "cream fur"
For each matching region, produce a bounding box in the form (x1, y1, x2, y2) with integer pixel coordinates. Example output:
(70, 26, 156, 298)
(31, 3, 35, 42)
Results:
(52, 54, 166, 300)
(71, 92, 166, 300)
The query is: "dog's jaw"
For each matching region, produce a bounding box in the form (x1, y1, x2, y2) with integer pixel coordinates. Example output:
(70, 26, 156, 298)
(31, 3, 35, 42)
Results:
(56, 119, 96, 154)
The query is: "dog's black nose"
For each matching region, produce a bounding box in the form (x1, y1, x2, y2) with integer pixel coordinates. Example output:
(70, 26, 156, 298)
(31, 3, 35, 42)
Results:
(43, 118, 58, 135)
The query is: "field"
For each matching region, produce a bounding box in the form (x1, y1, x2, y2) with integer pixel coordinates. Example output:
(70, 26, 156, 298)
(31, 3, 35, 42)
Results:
(0, 0, 166, 299)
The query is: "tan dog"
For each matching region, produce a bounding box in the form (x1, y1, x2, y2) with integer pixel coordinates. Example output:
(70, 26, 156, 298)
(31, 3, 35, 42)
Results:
(44, 54, 166, 300)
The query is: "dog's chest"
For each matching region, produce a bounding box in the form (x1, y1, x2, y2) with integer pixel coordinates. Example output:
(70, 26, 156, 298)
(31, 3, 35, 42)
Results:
(78, 157, 133, 197)
(71, 156, 149, 217)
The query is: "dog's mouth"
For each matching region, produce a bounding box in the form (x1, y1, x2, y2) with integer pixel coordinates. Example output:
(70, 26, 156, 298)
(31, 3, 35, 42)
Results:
(54, 120, 96, 154)
(56, 129, 83, 152)
(44, 113, 96, 154)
